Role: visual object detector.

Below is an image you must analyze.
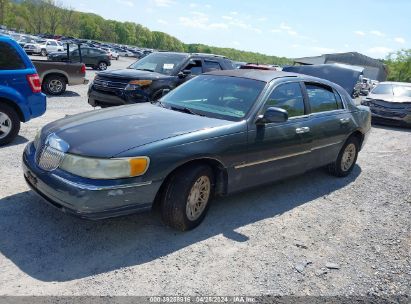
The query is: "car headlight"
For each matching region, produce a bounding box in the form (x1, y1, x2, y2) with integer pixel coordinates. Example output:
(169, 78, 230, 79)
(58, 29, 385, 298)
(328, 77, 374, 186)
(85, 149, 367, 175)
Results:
(59, 154, 149, 179)
(125, 79, 152, 90)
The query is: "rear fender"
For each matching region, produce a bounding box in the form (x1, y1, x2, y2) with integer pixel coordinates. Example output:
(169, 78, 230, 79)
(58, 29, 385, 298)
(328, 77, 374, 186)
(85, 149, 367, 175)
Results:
(0, 87, 30, 122)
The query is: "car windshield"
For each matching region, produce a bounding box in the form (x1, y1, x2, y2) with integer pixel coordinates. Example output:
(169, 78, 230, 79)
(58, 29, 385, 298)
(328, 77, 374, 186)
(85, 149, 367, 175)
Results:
(160, 75, 266, 121)
(393, 85, 411, 97)
(129, 52, 188, 75)
(371, 84, 393, 95)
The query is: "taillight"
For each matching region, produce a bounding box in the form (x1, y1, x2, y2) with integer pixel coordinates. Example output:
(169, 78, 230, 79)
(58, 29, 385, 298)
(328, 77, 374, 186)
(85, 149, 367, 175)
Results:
(26, 74, 42, 93)
(81, 64, 86, 74)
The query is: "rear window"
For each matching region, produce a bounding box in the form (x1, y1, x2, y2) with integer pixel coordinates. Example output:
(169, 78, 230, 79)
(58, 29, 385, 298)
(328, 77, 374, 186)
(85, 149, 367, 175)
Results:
(0, 42, 26, 70)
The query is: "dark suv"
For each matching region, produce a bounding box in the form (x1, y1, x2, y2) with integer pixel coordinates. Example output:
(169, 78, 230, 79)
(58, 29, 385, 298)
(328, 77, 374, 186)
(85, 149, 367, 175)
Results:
(88, 52, 234, 107)
(47, 47, 111, 71)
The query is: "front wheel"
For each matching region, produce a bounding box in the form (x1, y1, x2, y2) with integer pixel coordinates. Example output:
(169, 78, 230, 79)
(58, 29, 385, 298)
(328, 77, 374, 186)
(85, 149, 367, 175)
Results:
(161, 165, 214, 231)
(40, 49, 47, 56)
(328, 136, 359, 177)
(0, 104, 20, 146)
(98, 61, 108, 70)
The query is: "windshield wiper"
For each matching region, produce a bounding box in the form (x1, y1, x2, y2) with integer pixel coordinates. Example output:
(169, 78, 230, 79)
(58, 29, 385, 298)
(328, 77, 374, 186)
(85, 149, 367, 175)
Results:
(135, 68, 155, 72)
(170, 106, 204, 116)
(154, 100, 167, 108)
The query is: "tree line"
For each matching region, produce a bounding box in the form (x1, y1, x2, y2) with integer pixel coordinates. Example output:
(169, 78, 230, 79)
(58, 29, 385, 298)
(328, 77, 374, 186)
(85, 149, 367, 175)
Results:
(1, 0, 410, 78)
(384, 49, 411, 82)
(0, 0, 292, 65)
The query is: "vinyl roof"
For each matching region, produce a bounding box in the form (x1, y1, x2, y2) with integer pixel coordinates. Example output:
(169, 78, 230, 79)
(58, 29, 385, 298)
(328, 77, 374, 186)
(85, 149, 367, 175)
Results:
(205, 69, 300, 82)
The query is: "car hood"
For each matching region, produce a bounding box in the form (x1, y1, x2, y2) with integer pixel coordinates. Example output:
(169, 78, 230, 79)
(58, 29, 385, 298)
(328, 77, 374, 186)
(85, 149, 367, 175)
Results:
(97, 69, 170, 80)
(368, 93, 411, 103)
(42, 103, 233, 158)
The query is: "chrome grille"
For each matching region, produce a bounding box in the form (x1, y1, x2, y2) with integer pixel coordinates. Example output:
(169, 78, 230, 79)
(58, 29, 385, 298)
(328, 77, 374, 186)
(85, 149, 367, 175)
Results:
(94, 77, 128, 91)
(36, 145, 65, 171)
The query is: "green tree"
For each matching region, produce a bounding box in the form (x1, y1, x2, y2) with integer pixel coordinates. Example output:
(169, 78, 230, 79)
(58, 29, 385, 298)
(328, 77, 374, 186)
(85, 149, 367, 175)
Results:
(386, 49, 411, 82)
(0, 0, 9, 25)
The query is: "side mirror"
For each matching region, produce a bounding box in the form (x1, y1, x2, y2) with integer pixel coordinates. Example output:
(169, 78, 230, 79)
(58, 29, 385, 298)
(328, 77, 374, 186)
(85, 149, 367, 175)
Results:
(161, 88, 170, 96)
(256, 107, 288, 125)
(178, 70, 192, 79)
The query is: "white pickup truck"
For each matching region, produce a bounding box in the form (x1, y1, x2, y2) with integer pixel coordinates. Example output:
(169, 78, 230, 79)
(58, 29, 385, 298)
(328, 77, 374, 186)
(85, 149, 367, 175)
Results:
(23, 39, 64, 56)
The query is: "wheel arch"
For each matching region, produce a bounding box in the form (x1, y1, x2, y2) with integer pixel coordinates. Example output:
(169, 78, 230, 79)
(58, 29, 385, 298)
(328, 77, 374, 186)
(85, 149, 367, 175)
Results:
(42, 72, 68, 85)
(0, 97, 25, 122)
(347, 130, 365, 150)
(152, 157, 228, 210)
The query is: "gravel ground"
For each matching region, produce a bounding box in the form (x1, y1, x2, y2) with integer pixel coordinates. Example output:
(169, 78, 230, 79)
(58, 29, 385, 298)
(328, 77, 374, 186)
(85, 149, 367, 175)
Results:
(0, 58, 410, 297)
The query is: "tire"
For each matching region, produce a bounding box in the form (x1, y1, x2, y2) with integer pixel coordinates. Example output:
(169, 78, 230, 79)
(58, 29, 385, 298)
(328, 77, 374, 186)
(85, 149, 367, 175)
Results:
(160, 165, 214, 231)
(42, 75, 67, 95)
(98, 61, 108, 70)
(328, 136, 360, 177)
(40, 49, 47, 57)
(0, 104, 20, 146)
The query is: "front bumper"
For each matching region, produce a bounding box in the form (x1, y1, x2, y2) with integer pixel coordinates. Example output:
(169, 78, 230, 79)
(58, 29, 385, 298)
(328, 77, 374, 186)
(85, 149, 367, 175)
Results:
(87, 83, 150, 107)
(22, 142, 162, 219)
(370, 110, 411, 127)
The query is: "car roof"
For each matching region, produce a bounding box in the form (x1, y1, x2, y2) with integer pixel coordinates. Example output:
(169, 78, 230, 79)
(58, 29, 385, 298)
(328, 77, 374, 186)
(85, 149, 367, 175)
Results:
(378, 81, 411, 86)
(204, 69, 301, 82)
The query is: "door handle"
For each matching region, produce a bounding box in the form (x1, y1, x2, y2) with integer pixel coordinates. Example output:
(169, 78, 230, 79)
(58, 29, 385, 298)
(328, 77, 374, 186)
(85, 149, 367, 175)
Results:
(296, 127, 310, 134)
(340, 118, 350, 124)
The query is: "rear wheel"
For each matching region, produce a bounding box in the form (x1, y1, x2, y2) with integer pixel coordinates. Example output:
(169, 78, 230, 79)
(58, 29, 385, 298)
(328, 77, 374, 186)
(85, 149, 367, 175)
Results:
(328, 136, 359, 177)
(161, 165, 214, 231)
(0, 104, 20, 146)
(42, 75, 67, 95)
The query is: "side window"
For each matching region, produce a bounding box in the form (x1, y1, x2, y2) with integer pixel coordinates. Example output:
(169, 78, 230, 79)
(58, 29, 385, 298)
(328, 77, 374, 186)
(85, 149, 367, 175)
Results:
(204, 60, 222, 72)
(305, 83, 339, 113)
(49, 41, 57, 46)
(0, 42, 26, 70)
(184, 59, 203, 75)
(265, 82, 305, 117)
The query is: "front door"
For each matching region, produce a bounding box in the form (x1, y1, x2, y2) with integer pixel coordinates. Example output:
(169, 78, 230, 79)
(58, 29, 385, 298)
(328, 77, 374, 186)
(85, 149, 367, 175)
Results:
(234, 81, 313, 190)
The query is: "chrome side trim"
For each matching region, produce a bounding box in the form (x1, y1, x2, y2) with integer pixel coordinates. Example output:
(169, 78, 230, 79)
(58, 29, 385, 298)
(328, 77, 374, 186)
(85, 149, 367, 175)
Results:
(235, 141, 343, 169)
(311, 141, 343, 151)
(234, 150, 311, 169)
(51, 174, 153, 191)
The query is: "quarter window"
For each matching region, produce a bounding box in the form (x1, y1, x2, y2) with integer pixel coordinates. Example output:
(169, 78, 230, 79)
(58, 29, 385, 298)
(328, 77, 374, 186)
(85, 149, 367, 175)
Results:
(264, 82, 305, 117)
(0, 42, 25, 70)
(305, 83, 339, 113)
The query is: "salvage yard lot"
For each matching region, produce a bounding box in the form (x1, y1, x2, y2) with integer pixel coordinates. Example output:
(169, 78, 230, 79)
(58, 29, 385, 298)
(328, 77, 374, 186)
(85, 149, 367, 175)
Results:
(0, 58, 410, 296)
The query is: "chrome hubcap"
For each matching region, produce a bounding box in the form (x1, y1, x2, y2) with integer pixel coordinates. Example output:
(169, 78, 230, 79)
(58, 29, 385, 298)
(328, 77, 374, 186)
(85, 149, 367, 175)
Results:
(186, 176, 211, 221)
(48, 80, 63, 93)
(341, 143, 356, 171)
(0, 112, 12, 139)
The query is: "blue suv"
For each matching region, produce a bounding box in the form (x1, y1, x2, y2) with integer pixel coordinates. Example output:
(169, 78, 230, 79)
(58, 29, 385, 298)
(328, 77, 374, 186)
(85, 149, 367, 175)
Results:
(0, 36, 46, 145)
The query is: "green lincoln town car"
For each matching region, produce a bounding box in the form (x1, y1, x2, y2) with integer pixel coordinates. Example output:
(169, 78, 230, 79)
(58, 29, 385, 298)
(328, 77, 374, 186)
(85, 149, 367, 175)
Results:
(23, 69, 371, 231)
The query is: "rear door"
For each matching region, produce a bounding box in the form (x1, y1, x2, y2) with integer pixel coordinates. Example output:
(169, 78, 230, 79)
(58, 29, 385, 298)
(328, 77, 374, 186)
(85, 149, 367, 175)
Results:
(0, 41, 29, 92)
(302, 82, 353, 168)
